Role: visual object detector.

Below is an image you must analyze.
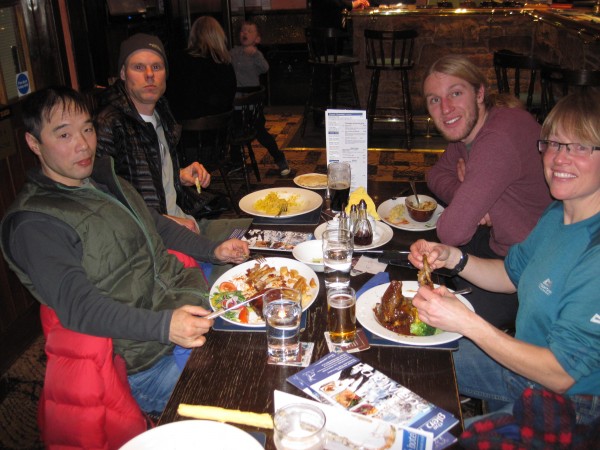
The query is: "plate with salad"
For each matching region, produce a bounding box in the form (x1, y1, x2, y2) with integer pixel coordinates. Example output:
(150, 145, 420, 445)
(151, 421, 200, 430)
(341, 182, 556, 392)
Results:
(209, 257, 320, 327)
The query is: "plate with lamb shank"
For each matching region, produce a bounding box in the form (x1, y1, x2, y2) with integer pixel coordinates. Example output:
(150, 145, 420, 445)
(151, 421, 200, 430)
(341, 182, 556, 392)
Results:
(356, 256, 474, 345)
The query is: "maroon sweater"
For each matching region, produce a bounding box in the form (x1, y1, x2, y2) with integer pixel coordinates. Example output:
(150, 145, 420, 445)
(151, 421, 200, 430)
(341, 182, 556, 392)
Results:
(427, 107, 552, 256)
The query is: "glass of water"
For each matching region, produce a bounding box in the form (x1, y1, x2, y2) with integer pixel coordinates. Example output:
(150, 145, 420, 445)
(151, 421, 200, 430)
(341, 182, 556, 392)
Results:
(263, 288, 302, 362)
(274, 403, 326, 450)
(322, 229, 353, 289)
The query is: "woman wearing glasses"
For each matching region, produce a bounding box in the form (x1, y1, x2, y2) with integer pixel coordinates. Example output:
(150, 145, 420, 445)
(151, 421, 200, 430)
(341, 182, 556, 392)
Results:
(409, 91, 600, 428)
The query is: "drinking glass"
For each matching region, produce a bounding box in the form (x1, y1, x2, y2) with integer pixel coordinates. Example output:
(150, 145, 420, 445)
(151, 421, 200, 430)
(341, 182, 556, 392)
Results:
(327, 162, 351, 213)
(263, 288, 302, 362)
(322, 229, 353, 289)
(274, 403, 326, 450)
(327, 286, 357, 344)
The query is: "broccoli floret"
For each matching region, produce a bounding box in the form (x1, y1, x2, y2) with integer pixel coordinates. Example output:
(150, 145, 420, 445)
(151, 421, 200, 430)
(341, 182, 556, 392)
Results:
(410, 320, 436, 336)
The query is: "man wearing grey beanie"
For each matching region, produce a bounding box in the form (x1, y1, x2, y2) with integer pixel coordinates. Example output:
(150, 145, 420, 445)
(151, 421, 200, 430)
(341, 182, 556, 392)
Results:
(96, 32, 225, 232)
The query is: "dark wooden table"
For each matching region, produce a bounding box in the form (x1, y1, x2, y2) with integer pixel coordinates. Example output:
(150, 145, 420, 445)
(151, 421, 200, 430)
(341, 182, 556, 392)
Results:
(158, 180, 464, 448)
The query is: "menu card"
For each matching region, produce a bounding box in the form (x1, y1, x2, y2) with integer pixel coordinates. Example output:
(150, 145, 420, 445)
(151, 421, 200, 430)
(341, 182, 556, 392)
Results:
(274, 390, 448, 450)
(287, 352, 459, 446)
(325, 110, 368, 191)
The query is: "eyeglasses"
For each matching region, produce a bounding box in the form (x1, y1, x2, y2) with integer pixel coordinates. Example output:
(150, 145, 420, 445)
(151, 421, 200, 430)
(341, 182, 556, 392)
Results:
(537, 140, 600, 157)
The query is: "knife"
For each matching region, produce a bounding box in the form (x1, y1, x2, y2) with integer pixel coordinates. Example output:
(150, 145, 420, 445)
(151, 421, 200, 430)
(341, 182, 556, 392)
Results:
(356, 250, 454, 278)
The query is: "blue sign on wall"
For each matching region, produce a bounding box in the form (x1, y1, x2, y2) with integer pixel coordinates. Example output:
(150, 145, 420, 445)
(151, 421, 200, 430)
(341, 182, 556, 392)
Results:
(16, 72, 31, 97)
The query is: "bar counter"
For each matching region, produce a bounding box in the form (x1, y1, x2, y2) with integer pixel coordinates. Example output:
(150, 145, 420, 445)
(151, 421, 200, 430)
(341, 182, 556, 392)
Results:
(347, 5, 600, 115)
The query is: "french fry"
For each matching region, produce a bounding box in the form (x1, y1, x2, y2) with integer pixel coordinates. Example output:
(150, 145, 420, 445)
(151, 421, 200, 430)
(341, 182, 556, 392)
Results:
(293, 277, 307, 293)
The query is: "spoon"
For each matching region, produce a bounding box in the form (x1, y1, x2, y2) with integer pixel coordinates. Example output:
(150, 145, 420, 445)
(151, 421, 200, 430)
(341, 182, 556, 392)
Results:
(409, 180, 420, 207)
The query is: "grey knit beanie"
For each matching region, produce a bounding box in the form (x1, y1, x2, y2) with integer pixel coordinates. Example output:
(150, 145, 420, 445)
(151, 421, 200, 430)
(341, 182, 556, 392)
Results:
(118, 33, 168, 75)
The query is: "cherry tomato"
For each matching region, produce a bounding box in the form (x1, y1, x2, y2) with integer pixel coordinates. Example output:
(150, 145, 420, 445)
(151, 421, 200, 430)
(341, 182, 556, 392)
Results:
(219, 281, 237, 292)
(238, 306, 249, 323)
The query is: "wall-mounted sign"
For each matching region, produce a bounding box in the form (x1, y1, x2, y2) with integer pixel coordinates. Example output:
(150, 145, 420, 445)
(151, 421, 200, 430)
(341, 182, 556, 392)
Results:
(16, 71, 31, 97)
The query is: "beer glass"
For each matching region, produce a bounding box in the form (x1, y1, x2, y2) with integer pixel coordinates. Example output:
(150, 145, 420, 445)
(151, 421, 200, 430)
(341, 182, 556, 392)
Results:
(327, 162, 351, 213)
(327, 286, 357, 344)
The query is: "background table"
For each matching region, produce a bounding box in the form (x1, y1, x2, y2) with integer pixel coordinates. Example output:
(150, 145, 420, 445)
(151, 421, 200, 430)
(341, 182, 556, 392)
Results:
(158, 180, 464, 449)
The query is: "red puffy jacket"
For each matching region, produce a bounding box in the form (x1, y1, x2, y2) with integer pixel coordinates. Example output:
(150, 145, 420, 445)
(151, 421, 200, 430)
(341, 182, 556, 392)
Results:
(38, 305, 148, 449)
(37, 250, 201, 449)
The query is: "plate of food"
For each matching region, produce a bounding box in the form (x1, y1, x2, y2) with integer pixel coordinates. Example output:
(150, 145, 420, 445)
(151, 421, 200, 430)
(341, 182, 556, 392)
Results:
(120, 420, 263, 449)
(377, 197, 444, 232)
(356, 280, 474, 345)
(209, 257, 320, 327)
(313, 221, 394, 251)
(239, 187, 323, 218)
(294, 173, 328, 190)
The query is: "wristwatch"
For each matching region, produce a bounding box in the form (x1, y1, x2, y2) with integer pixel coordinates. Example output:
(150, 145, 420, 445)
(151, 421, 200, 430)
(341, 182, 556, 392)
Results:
(449, 250, 469, 276)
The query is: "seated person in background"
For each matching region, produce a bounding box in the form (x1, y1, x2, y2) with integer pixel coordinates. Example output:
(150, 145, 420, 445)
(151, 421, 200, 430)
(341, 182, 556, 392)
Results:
(424, 54, 552, 329)
(0, 86, 250, 413)
(95, 33, 250, 281)
(408, 90, 600, 426)
(166, 16, 237, 170)
(95, 33, 211, 235)
(230, 20, 290, 176)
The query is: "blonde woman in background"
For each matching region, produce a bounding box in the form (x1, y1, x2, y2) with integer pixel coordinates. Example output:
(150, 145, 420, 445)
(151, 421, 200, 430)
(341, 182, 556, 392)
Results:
(168, 16, 236, 121)
(167, 16, 237, 169)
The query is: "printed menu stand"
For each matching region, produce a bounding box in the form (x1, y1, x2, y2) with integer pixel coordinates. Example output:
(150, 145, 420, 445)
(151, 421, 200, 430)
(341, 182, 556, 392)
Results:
(325, 110, 368, 191)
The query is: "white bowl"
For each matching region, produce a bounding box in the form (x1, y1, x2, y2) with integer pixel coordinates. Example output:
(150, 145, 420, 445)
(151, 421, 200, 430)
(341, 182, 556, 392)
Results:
(292, 240, 324, 273)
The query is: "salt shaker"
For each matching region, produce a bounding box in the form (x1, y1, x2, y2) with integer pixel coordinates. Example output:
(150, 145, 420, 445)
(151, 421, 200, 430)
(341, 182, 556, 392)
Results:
(339, 210, 351, 232)
(353, 200, 373, 246)
(349, 204, 358, 234)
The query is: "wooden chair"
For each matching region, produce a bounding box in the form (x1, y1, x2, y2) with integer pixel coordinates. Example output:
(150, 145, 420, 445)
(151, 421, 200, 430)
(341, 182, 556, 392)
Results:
(540, 66, 600, 121)
(302, 27, 361, 136)
(180, 110, 240, 216)
(493, 50, 543, 118)
(230, 86, 265, 192)
(364, 28, 418, 150)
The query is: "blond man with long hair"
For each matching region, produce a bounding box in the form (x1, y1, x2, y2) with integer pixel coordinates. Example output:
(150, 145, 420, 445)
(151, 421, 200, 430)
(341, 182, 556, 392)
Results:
(423, 54, 552, 330)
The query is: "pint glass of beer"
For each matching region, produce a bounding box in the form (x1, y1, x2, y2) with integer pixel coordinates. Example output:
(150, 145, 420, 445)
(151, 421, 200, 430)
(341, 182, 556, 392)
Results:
(327, 162, 351, 213)
(327, 286, 356, 344)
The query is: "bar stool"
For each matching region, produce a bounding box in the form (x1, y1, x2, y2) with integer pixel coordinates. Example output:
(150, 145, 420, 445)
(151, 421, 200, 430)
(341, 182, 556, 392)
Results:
(230, 86, 265, 192)
(301, 27, 361, 136)
(364, 29, 418, 150)
(180, 110, 241, 216)
(493, 49, 543, 118)
(540, 66, 600, 121)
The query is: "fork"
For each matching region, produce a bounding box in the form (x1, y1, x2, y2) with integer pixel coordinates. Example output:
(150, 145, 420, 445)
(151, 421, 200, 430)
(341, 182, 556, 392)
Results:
(276, 203, 288, 217)
(253, 254, 267, 265)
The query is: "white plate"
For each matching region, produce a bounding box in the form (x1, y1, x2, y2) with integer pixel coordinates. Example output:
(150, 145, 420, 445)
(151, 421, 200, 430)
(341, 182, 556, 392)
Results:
(120, 419, 263, 449)
(209, 257, 320, 328)
(313, 221, 394, 251)
(239, 187, 323, 218)
(293, 173, 328, 190)
(356, 281, 474, 346)
(377, 197, 444, 232)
